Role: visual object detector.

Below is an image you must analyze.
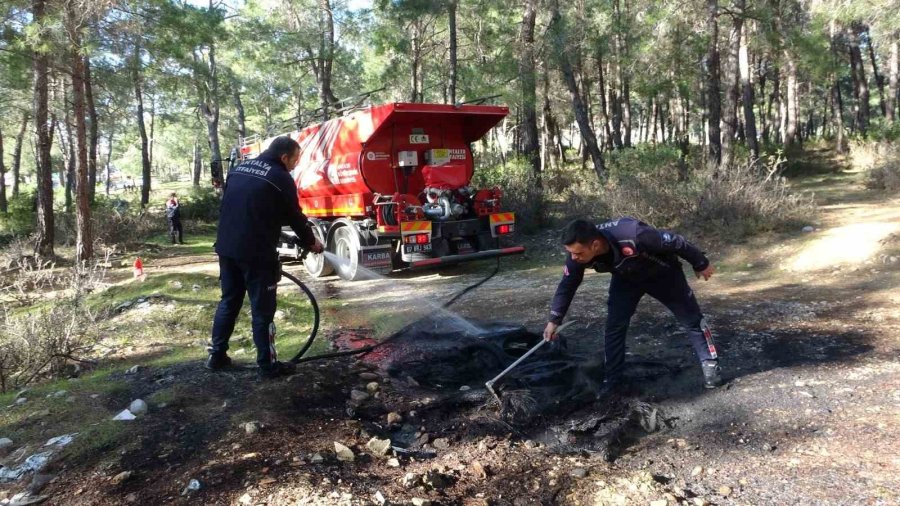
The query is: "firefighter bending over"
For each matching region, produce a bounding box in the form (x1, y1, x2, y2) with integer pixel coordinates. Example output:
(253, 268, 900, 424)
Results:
(206, 136, 324, 380)
(544, 218, 723, 391)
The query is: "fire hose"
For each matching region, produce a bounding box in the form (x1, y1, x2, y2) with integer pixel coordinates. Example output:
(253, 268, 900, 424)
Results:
(285, 250, 503, 365)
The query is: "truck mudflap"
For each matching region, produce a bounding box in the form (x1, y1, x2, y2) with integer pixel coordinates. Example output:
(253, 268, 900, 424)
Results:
(409, 246, 525, 268)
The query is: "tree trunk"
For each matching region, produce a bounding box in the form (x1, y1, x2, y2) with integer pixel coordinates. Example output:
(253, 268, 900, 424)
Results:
(622, 77, 632, 147)
(84, 55, 98, 203)
(61, 105, 75, 214)
(192, 140, 202, 187)
(149, 94, 156, 169)
(738, 11, 759, 161)
(610, 69, 623, 148)
(541, 70, 559, 169)
(784, 50, 799, 146)
(105, 129, 114, 196)
(0, 126, 7, 213)
(721, 6, 742, 169)
(519, 0, 541, 186)
(196, 44, 223, 189)
(829, 20, 847, 153)
(757, 58, 768, 143)
(889, 37, 899, 123)
(11, 112, 28, 198)
(233, 87, 246, 139)
(865, 27, 887, 117)
(448, 0, 458, 104)
(33, 0, 54, 257)
(133, 43, 152, 207)
(549, 0, 605, 180)
(319, 0, 339, 114)
(848, 23, 870, 134)
(410, 29, 419, 103)
(614, 0, 631, 147)
(705, 0, 723, 170)
(69, 24, 93, 263)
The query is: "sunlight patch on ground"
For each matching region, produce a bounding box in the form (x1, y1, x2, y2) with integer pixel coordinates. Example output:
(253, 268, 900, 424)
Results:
(788, 221, 900, 272)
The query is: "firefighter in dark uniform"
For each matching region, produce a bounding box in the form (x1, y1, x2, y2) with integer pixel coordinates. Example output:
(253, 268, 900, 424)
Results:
(544, 218, 723, 390)
(206, 136, 324, 379)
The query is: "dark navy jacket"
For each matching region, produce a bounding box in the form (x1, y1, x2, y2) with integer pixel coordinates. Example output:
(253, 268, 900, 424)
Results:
(549, 217, 709, 324)
(215, 153, 316, 265)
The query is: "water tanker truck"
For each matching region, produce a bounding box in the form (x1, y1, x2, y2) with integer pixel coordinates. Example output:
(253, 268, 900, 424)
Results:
(236, 102, 525, 281)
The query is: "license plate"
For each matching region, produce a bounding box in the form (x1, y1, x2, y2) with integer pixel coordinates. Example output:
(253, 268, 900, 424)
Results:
(455, 240, 474, 254)
(361, 249, 392, 268)
(403, 244, 432, 254)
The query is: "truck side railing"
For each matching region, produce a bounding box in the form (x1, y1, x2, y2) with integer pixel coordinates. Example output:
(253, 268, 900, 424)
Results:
(239, 87, 386, 149)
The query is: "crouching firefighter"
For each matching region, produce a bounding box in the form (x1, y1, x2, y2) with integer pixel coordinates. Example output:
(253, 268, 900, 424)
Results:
(543, 218, 723, 391)
(206, 136, 324, 380)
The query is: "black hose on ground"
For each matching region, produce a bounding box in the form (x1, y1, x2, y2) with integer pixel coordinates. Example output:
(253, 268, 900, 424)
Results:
(286, 256, 503, 364)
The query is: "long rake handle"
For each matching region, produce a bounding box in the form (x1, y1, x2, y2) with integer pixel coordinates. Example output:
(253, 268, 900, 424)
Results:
(485, 320, 577, 397)
(486, 338, 547, 390)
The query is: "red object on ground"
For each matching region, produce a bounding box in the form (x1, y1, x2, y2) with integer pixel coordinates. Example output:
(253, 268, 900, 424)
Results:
(133, 257, 144, 278)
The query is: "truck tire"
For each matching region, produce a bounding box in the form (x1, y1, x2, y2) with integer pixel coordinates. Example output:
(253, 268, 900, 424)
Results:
(304, 222, 334, 278)
(331, 225, 365, 281)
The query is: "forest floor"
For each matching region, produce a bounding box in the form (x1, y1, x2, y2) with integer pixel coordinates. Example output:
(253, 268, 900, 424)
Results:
(1, 157, 898, 506)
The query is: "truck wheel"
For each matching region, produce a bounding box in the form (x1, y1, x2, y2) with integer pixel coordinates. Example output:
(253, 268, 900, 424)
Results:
(332, 226, 364, 281)
(304, 225, 334, 278)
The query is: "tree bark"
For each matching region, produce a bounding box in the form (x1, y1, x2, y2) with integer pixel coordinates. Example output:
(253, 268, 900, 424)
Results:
(721, 4, 742, 169)
(738, 11, 759, 161)
(105, 129, 114, 196)
(195, 44, 222, 189)
(848, 23, 870, 134)
(757, 58, 768, 143)
(705, 0, 723, 170)
(33, 0, 54, 257)
(541, 70, 562, 169)
(829, 20, 847, 153)
(448, 0, 458, 104)
(519, 0, 541, 186)
(549, 0, 605, 180)
(192, 140, 202, 187)
(85, 55, 99, 203)
(865, 27, 887, 117)
(889, 36, 899, 123)
(318, 0, 339, 114)
(69, 20, 93, 263)
(133, 43, 152, 207)
(61, 98, 75, 214)
(233, 87, 246, 139)
(614, 0, 631, 147)
(11, 112, 28, 198)
(597, 50, 612, 150)
(784, 50, 799, 146)
(0, 126, 7, 213)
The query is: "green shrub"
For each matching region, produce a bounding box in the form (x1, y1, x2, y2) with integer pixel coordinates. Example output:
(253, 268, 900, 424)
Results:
(91, 196, 165, 247)
(178, 186, 221, 222)
(692, 159, 815, 238)
(0, 192, 37, 243)
(472, 157, 545, 233)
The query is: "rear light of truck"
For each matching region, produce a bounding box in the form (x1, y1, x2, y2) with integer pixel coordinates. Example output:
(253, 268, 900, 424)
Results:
(495, 224, 513, 235)
(403, 233, 430, 244)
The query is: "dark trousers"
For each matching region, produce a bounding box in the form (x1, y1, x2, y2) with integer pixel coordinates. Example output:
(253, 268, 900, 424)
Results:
(168, 217, 183, 244)
(210, 256, 280, 368)
(604, 267, 716, 381)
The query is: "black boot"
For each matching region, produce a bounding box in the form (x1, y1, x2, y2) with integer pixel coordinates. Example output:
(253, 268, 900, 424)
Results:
(257, 361, 297, 380)
(205, 352, 233, 371)
(702, 360, 723, 389)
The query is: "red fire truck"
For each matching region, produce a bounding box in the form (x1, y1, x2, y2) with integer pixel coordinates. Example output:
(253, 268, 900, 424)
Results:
(237, 102, 524, 280)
